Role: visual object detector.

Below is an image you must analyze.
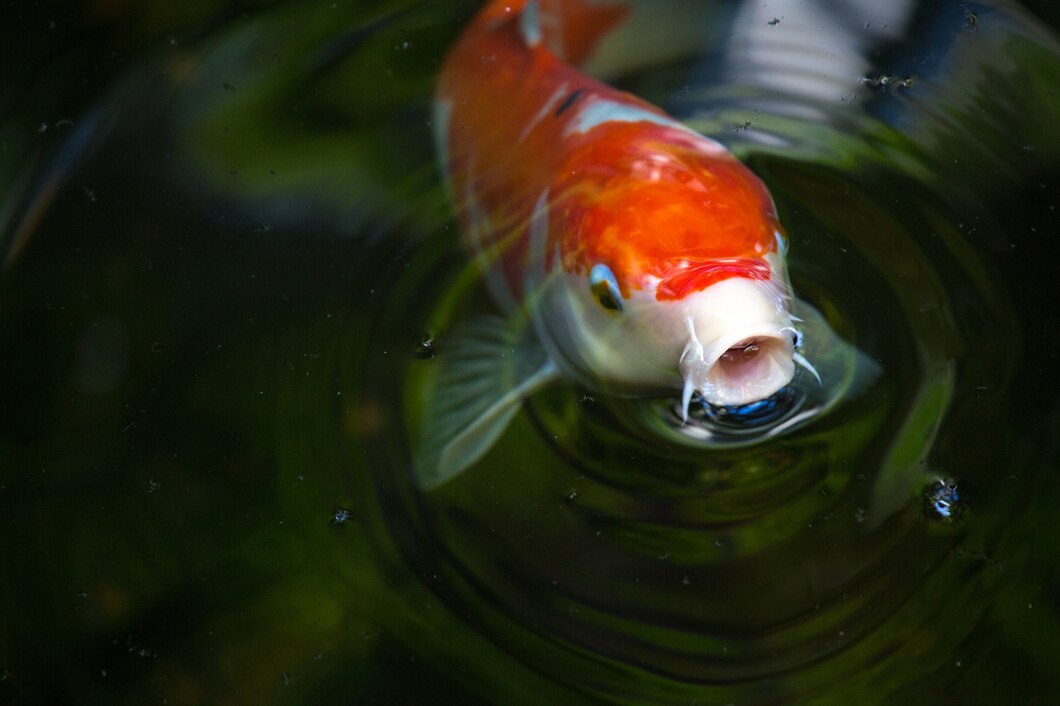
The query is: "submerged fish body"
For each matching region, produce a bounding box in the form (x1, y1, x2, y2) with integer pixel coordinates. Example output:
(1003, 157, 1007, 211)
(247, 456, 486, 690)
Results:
(420, 0, 870, 487)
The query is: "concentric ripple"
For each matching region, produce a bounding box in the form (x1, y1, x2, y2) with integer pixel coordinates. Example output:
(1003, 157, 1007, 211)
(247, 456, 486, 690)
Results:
(370, 2, 1058, 704)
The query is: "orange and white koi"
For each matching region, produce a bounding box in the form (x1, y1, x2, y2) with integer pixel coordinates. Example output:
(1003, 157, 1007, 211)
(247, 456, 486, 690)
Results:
(420, 0, 865, 485)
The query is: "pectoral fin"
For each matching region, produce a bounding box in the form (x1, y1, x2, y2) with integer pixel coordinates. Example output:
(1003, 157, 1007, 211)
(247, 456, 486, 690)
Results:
(414, 314, 559, 490)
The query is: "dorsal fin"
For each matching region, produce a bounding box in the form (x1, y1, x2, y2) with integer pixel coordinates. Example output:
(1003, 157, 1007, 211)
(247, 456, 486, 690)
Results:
(512, 0, 630, 64)
(520, 0, 543, 46)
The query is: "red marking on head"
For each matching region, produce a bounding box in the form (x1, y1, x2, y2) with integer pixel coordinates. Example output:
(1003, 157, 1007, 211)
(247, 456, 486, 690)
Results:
(655, 257, 771, 301)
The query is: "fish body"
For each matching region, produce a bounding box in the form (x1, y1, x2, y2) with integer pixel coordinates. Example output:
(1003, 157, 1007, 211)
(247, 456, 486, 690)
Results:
(420, 0, 870, 487)
(436, 0, 796, 407)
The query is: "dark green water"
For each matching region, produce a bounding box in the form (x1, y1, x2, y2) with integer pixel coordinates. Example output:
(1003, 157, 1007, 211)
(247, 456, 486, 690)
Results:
(1, 1, 1058, 704)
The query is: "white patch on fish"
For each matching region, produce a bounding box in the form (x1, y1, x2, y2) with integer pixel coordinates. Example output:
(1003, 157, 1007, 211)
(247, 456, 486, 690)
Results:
(564, 97, 684, 136)
(563, 97, 728, 157)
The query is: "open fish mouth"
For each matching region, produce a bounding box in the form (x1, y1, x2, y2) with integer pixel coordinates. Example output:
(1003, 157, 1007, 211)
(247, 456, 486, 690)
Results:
(712, 334, 796, 400)
(680, 327, 797, 418)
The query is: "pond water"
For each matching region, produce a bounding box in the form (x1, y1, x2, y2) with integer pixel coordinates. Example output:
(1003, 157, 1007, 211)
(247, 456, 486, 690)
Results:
(1, 0, 1057, 703)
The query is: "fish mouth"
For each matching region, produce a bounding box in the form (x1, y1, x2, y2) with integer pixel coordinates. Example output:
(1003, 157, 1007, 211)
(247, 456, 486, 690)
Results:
(673, 276, 799, 420)
(709, 332, 795, 402)
(680, 327, 796, 418)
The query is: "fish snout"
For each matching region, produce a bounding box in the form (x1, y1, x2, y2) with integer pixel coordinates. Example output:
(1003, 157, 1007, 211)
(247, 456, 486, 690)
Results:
(675, 277, 797, 419)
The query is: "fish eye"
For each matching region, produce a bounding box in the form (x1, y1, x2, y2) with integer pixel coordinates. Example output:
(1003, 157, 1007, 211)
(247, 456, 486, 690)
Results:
(589, 264, 623, 312)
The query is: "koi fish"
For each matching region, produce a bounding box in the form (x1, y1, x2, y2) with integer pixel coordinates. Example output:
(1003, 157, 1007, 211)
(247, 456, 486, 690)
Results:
(418, 0, 874, 487)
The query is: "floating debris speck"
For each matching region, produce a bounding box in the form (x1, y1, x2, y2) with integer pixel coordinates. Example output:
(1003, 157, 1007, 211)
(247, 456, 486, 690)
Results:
(860, 75, 915, 90)
(414, 333, 437, 359)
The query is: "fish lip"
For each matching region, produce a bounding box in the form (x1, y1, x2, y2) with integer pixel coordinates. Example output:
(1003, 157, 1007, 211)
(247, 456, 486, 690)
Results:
(680, 325, 796, 408)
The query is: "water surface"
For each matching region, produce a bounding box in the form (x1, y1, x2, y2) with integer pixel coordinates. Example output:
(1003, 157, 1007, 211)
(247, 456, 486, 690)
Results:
(0, 0, 1058, 703)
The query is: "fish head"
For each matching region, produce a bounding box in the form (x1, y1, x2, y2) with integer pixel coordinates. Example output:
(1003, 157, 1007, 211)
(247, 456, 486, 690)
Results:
(532, 252, 796, 419)
(531, 126, 799, 416)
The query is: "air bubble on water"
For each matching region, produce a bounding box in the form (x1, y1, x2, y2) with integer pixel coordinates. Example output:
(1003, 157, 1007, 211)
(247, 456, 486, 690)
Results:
(414, 332, 437, 359)
(925, 478, 962, 522)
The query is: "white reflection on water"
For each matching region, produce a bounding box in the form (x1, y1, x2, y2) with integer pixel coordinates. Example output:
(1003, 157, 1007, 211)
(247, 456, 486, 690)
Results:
(724, 0, 917, 103)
